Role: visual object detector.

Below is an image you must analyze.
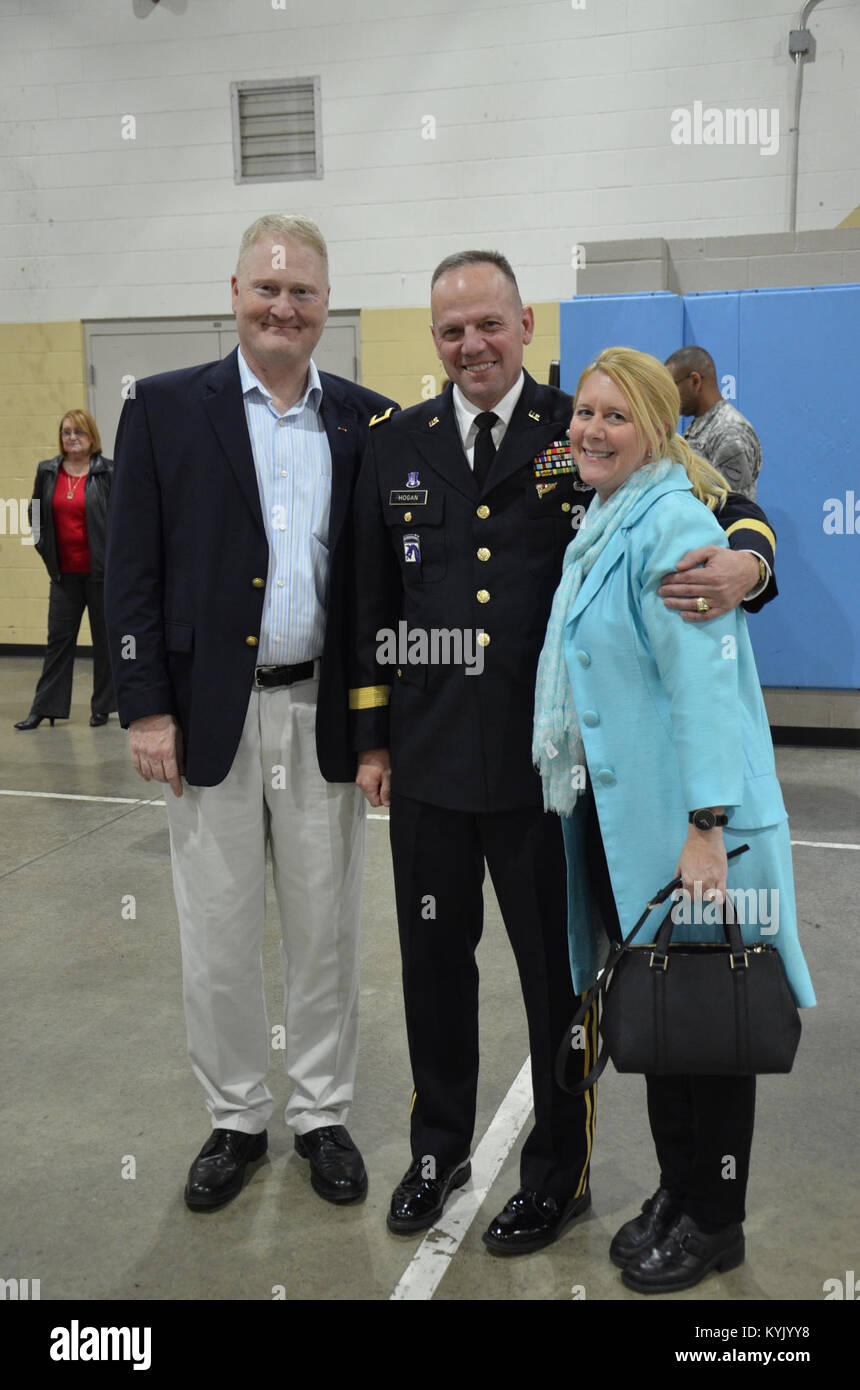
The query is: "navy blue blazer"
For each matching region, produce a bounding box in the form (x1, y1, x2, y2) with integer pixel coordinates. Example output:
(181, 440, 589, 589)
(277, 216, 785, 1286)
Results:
(104, 348, 397, 787)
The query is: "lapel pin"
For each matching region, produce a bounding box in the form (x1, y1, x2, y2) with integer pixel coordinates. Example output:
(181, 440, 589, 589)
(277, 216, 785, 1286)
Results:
(337, 425, 348, 433)
(528, 410, 541, 421)
(428, 416, 440, 428)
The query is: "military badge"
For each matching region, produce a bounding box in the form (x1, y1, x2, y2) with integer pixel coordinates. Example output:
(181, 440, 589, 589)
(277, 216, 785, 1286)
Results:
(403, 533, 421, 563)
(533, 437, 573, 478)
(532, 436, 589, 491)
(407, 471, 420, 487)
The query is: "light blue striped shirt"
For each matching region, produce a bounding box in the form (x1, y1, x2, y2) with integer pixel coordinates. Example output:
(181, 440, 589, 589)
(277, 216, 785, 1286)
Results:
(238, 349, 332, 665)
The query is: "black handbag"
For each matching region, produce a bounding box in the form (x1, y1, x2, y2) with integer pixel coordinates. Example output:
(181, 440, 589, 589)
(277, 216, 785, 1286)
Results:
(556, 844, 802, 1095)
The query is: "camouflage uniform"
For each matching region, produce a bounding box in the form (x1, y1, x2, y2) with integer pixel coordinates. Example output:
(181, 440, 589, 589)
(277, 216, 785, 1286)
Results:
(685, 398, 762, 501)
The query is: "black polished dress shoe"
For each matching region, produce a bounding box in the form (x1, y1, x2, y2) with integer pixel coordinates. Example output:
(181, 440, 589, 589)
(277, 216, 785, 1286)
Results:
(482, 1185, 591, 1255)
(89, 712, 109, 727)
(14, 715, 55, 729)
(387, 1156, 471, 1233)
(621, 1212, 745, 1293)
(609, 1186, 680, 1268)
(294, 1125, 367, 1204)
(184, 1128, 268, 1212)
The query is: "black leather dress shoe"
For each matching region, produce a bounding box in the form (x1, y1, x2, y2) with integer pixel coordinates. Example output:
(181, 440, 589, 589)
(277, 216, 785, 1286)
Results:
(184, 1128, 268, 1212)
(89, 712, 109, 727)
(482, 1185, 591, 1255)
(609, 1186, 679, 1268)
(387, 1156, 471, 1233)
(14, 715, 55, 729)
(621, 1212, 745, 1293)
(294, 1125, 367, 1204)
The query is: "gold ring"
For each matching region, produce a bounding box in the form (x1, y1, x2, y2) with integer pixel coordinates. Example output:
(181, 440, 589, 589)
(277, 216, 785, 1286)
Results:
(695, 597, 710, 613)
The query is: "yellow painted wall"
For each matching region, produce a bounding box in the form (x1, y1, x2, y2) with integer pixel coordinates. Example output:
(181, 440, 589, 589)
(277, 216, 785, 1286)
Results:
(360, 302, 561, 406)
(0, 323, 89, 646)
(3, 307, 562, 644)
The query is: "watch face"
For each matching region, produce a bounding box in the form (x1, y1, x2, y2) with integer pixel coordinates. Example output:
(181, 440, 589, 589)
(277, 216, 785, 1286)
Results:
(693, 810, 716, 830)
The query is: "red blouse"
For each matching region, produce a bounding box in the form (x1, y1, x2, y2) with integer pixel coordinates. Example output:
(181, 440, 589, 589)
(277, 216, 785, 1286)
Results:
(52, 468, 91, 573)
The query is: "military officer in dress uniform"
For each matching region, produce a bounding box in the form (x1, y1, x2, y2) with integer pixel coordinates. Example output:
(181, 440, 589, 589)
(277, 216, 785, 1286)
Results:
(350, 250, 778, 1254)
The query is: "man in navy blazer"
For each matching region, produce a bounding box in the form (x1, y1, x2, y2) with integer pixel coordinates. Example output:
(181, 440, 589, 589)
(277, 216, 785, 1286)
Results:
(105, 215, 397, 1213)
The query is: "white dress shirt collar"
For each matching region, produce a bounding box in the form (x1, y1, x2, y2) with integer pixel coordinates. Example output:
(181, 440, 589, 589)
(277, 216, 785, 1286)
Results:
(237, 347, 323, 415)
(452, 371, 525, 449)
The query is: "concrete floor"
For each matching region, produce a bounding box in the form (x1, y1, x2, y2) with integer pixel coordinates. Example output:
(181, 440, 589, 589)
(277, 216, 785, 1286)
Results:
(1, 653, 857, 1304)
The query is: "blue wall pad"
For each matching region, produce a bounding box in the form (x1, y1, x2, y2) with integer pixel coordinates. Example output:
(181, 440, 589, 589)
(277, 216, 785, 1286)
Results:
(682, 292, 740, 425)
(735, 285, 858, 688)
(559, 293, 682, 395)
(559, 285, 860, 689)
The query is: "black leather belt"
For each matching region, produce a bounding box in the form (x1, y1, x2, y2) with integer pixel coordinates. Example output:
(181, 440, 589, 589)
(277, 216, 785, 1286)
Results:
(253, 662, 315, 690)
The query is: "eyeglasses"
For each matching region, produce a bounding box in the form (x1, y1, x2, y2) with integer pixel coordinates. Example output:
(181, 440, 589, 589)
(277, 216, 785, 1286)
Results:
(61, 429, 89, 438)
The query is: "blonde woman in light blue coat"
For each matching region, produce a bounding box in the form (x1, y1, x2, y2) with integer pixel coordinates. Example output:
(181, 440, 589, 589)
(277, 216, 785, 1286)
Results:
(534, 347, 815, 1295)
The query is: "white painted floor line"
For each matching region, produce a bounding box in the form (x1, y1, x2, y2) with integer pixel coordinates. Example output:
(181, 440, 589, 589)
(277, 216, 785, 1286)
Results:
(790, 839, 860, 850)
(0, 792, 856, 851)
(0, 788, 158, 805)
(390, 1056, 534, 1302)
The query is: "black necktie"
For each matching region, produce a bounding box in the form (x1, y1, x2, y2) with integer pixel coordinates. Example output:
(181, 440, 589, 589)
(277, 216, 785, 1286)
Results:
(472, 411, 498, 490)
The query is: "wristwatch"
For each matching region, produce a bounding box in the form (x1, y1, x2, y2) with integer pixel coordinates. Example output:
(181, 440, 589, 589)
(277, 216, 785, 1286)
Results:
(689, 809, 729, 831)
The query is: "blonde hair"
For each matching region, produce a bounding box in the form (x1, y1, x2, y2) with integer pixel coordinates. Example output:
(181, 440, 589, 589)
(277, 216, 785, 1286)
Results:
(59, 408, 101, 457)
(574, 347, 729, 508)
(235, 214, 329, 282)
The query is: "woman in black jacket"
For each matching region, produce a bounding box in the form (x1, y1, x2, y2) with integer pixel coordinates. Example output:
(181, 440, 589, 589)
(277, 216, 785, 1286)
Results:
(15, 409, 116, 730)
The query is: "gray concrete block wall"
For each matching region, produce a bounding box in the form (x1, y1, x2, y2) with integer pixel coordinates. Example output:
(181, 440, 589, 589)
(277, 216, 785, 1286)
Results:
(578, 229, 860, 295)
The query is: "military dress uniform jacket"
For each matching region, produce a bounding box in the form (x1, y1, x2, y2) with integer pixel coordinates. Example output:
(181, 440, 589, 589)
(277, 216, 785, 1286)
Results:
(104, 348, 396, 788)
(351, 373, 778, 815)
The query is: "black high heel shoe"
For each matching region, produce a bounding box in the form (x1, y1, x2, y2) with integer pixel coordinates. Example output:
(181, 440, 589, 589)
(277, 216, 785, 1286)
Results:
(14, 715, 55, 730)
(89, 713, 109, 727)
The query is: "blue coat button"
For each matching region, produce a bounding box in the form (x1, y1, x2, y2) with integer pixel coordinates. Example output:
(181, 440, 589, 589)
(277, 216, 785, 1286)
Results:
(582, 710, 600, 727)
(596, 768, 616, 786)
(576, 650, 591, 667)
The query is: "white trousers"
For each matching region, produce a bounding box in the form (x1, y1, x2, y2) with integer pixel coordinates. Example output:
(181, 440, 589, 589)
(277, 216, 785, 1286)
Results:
(165, 679, 366, 1136)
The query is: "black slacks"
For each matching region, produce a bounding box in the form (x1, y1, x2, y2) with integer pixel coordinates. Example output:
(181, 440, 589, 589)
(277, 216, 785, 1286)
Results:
(30, 574, 115, 719)
(389, 793, 597, 1201)
(585, 785, 755, 1226)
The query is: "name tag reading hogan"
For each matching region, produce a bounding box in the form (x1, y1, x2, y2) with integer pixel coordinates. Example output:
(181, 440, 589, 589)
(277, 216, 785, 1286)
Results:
(389, 489, 428, 506)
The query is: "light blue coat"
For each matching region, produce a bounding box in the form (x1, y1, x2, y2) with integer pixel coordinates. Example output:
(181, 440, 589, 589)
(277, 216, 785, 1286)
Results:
(560, 464, 816, 1008)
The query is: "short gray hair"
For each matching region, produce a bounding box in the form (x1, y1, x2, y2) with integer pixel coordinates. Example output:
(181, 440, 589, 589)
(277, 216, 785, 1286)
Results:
(431, 250, 521, 301)
(235, 214, 329, 282)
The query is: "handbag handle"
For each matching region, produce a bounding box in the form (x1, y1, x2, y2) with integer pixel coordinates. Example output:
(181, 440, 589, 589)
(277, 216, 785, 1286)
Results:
(651, 883, 747, 965)
(555, 843, 750, 1095)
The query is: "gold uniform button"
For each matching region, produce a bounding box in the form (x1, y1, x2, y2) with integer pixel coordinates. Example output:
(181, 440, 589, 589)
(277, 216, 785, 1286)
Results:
(251, 577, 265, 588)
(245, 636, 259, 648)
(476, 504, 490, 519)
(476, 589, 490, 604)
(561, 502, 571, 513)
(477, 632, 490, 647)
(404, 511, 412, 522)
(396, 667, 402, 677)
(477, 547, 490, 562)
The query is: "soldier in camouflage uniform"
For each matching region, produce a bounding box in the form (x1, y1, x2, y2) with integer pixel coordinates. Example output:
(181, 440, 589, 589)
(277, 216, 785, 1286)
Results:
(665, 346, 763, 501)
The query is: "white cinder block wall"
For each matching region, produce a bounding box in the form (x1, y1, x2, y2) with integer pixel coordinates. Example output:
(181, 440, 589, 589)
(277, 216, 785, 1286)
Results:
(1, 0, 859, 320)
